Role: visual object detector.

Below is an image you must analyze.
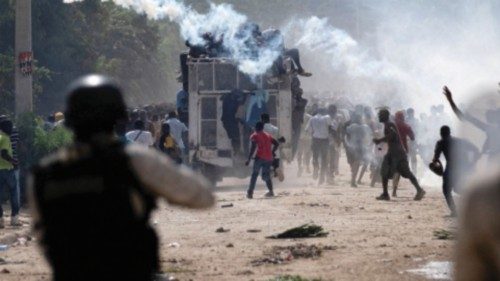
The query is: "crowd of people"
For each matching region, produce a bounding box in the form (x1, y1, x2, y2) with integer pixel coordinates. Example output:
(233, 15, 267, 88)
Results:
(223, 84, 500, 279)
(121, 109, 189, 164)
(41, 102, 188, 165)
(4, 83, 490, 223)
(0, 72, 497, 280)
(285, 91, 488, 216)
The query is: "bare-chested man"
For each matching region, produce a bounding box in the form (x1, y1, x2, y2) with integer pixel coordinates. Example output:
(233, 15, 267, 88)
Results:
(373, 109, 425, 201)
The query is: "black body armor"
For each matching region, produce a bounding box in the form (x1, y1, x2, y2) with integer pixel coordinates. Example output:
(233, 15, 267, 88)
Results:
(32, 141, 158, 281)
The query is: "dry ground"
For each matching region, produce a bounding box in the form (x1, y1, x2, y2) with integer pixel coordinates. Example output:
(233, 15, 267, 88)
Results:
(0, 157, 456, 281)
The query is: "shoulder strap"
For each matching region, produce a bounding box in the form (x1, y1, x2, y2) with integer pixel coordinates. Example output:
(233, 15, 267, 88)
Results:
(134, 130, 143, 141)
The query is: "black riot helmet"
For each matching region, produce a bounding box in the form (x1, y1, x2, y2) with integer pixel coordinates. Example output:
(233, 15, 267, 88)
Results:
(65, 74, 127, 140)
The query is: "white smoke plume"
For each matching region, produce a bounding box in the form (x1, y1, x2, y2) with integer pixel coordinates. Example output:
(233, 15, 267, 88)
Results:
(284, 16, 423, 111)
(65, 0, 283, 77)
(285, 1, 500, 114)
(289, 17, 383, 78)
(64, 0, 500, 113)
(64, 0, 412, 94)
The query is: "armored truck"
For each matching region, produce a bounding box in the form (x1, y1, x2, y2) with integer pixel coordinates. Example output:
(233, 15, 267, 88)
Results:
(186, 57, 294, 183)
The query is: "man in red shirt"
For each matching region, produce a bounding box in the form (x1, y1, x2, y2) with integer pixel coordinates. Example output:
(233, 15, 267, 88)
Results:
(394, 111, 415, 152)
(392, 111, 416, 196)
(245, 122, 279, 199)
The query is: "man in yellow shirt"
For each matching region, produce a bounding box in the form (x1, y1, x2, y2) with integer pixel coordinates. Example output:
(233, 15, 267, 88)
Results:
(0, 119, 20, 228)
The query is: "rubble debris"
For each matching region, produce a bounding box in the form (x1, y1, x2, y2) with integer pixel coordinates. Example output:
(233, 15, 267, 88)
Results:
(268, 275, 323, 281)
(322, 245, 337, 251)
(13, 237, 28, 247)
(251, 256, 288, 266)
(166, 242, 180, 248)
(0, 259, 26, 266)
(163, 258, 192, 267)
(293, 191, 311, 196)
(272, 244, 326, 259)
(1, 268, 10, 274)
(226, 243, 234, 248)
(267, 224, 328, 239)
(294, 202, 330, 207)
(236, 270, 254, 275)
(154, 273, 179, 281)
(433, 229, 455, 240)
(216, 227, 230, 233)
(247, 229, 261, 233)
(251, 244, 334, 266)
(221, 203, 234, 208)
(407, 261, 452, 280)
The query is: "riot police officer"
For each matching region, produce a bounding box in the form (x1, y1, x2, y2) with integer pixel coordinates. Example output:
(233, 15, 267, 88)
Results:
(29, 74, 214, 281)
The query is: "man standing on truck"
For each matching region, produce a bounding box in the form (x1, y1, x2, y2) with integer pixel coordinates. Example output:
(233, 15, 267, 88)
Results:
(245, 121, 280, 199)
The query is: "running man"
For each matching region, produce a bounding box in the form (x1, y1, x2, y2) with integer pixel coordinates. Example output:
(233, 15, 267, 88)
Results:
(245, 121, 279, 199)
(373, 109, 426, 201)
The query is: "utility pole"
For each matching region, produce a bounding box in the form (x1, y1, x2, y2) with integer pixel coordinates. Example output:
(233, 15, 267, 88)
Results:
(15, 0, 33, 116)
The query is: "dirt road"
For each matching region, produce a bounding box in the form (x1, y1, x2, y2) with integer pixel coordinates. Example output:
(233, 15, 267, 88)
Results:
(0, 160, 456, 281)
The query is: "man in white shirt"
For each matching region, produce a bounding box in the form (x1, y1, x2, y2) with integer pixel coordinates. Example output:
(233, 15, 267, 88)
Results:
(262, 114, 279, 138)
(261, 113, 284, 181)
(165, 111, 188, 151)
(126, 120, 154, 147)
(304, 108, 332, 184)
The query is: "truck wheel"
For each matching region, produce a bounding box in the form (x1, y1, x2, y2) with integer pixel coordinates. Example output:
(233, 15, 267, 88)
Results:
(202, 164, 219, 186)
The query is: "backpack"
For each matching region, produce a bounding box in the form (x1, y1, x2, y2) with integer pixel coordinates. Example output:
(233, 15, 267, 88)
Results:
(163, 135, 181, 160)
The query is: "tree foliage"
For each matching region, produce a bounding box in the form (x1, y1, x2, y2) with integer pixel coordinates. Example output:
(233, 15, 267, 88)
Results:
(16, 112, 73, 169)
(0, 0, 174, 115)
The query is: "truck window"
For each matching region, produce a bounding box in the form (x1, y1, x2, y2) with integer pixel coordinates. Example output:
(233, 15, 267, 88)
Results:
(201, 97, 217, 148)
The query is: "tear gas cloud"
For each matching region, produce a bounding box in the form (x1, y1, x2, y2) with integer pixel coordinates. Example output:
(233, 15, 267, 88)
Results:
(289, 1, 500, 114)
(65, 0, 283, 77)
(64, 0, 500, 115)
